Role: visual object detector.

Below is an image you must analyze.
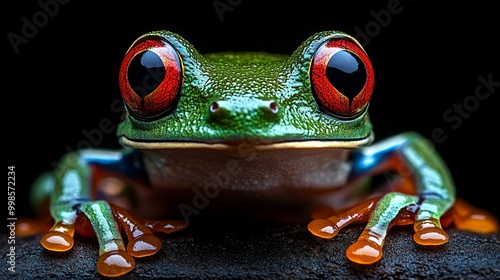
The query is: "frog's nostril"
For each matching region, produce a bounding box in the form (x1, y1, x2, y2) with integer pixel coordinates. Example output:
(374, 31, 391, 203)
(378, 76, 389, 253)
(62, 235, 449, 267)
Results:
(208, 98, 279, 125)
(210, 101, 220, 113)
(269, 101, 278, 114)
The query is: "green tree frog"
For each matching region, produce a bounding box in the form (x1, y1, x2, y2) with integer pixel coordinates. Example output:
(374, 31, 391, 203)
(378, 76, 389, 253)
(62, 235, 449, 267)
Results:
(26, 30, 498, 277)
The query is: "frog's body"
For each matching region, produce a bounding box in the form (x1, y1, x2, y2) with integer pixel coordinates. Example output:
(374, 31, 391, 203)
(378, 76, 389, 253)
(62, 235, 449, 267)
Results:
(28, 30, 498, 277)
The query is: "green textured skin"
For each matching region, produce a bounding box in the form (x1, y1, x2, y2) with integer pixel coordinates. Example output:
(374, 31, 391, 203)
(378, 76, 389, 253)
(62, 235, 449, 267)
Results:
(36, 31, 461, 275)
(115, 30, 455, 236)
(50, 152, 92, 224)
(361, 132, 455, 235)
(117, 30, 373, 144)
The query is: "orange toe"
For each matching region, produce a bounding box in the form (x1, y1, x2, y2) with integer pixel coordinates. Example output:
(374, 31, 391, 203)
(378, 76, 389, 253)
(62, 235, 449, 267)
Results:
(346, 240, 382, 264)
(413, 227, 449, 245)
(40, 231, 74, 252)
(97, 251, 135, 277)
(308, 219, 339, 239)
(126, 234, 162, 258)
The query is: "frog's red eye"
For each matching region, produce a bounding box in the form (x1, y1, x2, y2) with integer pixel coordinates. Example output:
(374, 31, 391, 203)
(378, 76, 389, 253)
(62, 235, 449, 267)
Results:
(119, 36, 182, 120)
(310, 36, 374, 119)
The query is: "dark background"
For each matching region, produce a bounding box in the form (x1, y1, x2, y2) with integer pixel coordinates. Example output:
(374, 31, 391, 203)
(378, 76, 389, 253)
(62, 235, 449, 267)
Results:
(5, 1, 499, 225)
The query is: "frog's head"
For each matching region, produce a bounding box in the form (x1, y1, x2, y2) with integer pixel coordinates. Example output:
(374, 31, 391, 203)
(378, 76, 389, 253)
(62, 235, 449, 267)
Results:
(117, 30, 375, 150)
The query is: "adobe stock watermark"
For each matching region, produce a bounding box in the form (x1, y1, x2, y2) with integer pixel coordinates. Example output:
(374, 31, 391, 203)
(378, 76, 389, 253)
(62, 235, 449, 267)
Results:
(7, 0, 70, 54)
(431, 73, 498, 144)
(353, 0, 412, 47)
(50, 98, 124, 172)
(384, 73, 498, 184)
(213, 0, 243, 21)
(50, 63, 166, 172)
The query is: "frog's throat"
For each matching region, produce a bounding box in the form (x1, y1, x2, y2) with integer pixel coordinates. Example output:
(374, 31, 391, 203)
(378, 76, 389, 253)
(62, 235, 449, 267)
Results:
(119, 134, 374, 151)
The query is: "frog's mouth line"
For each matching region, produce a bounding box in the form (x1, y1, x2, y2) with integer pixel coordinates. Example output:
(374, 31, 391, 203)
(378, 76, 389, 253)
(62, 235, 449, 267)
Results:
(119, 134, 373, 151)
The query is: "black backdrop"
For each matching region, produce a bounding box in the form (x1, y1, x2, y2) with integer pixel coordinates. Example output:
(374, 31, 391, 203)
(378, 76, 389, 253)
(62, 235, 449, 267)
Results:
(5, 0, 499, 225)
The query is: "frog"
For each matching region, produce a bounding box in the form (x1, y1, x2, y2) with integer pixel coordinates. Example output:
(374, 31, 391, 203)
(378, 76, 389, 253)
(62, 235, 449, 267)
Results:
(26, 30, 498, 277)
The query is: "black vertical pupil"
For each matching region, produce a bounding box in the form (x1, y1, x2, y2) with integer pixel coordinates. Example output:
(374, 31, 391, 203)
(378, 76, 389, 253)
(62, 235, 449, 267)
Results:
(326, 50, 366, 100)
(128, 50, 166, 99)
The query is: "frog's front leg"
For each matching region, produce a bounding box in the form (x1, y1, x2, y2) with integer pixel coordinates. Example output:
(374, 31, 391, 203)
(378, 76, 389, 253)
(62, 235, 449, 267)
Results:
(309, 132, 457, 264)
(40, 149, 186, 277)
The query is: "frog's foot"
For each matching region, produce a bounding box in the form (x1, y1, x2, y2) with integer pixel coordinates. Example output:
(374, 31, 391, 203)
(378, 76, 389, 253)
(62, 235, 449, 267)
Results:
(48, 201, 154, 277)
(42, 200, 188, 277)
(111, 205, 188, 252)
(449, 197, 499, 234)
(309, 192, 452, 264)
(74, 201, 136, 277)
(309, 195, 393, 264)
(94, 204, 189, 277)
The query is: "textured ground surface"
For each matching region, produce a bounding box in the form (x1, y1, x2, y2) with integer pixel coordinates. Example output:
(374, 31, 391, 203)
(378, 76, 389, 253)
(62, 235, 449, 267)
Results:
(2, 220, 500, 279)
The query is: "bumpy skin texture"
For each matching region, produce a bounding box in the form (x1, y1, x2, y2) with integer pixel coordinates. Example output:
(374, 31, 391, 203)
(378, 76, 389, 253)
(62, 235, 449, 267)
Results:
(23, 30, 498, 277)
(118, 30, 373, 142)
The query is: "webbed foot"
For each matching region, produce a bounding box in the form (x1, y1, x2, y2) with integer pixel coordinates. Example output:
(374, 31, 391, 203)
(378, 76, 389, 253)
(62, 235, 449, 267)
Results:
(41, 201, 188, 277)
(308, 192, 454, 264)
